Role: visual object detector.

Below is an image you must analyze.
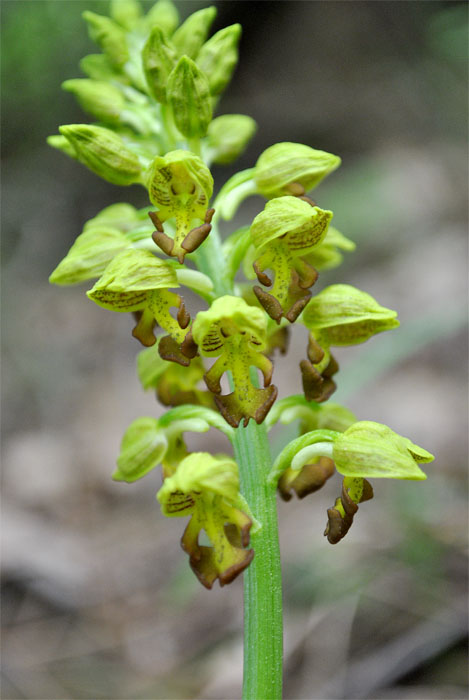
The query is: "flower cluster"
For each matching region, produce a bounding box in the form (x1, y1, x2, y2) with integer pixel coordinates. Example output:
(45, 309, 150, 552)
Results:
(49, 0, 433, 586)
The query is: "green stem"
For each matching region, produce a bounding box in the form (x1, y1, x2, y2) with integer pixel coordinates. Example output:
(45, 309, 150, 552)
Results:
(233, 419, 283, 700)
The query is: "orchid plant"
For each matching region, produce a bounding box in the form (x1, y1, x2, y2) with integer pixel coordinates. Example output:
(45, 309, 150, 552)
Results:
(49, 2, 434, 697)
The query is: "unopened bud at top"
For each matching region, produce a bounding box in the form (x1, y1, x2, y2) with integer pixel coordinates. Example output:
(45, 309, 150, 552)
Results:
(82, 11, 129, 68)
(196, 24, 242, 95)
(254, 142, 341, 199)
(145, 0, 179, 36)
(142, 26, 177, 103)
(171, 6, 217, 59)
(62, 79, 125, 124)
(110, 0, 143, 30)
(207, 114, 257, 164)
(167, 56, 212, 138)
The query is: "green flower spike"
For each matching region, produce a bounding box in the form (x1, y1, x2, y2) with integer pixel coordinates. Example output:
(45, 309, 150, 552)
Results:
(300, 284, 400, 403)
(192, 296, 278, 428)
(137, 342, 215, 409)
(250, 196, 333, 323)
(146, 150, 214, 263)
(86, 249, 195, 363)
(114, 405, 234, 482)
(324, 477, 374, 544)
(157, 452, 254, 589)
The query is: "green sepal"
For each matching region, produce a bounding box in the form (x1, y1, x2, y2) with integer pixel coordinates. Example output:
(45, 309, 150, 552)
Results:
(266, 395, 356, 434)
(62, 79, 125, 125)
(110, 0, 143, 30)
(136, 341, 168, 390)
(196, 24, 242, 95)
(332, 421, 433, 480)
(305, 226, 356, 271)
(167, 56, 212, 138)
(171, 6, 217, 59)
(145, 0, 179, 36)
(158, 452, 239, 506)
(268, 429, 338, 486)
(157, 404, 234, 440)
(207, 115, 257, 165)
(113, 416, 168, 482)
(87, 248, 178, 311)
(142, 26, 178, 103)
(251, 196, 332, 253)
(254, 142, 341, 198)
(192, 295, 268, 356)
(83, 203, 143, 232)
(82, 11, 129, 68)
(49, 227, 128, 286)
(301, 284, 400, 346)
(59, 124, 142, 186)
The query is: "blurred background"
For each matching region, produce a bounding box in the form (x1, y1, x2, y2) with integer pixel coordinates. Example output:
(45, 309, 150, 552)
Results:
(1, 1, 468, 698)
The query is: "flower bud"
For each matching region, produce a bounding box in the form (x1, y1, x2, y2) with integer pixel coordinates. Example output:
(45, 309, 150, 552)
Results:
(82, 11, 129, 68)
(142, 26, 177, 103)
(110, 0, 143, 30)
(254, 142, 341, 199)
(207, 114, 257, 164)
(167, 56, 212, 138)
(171, 6, 217, 59)
(301, 284, 399, 346)
(62, 79, 125, 124)
(145, 0, 179, 35)
(197, 24, 242, 95)
(80, 54, 126, 82)
(47, 134, 79, 160)
(59, 124, 142, 185)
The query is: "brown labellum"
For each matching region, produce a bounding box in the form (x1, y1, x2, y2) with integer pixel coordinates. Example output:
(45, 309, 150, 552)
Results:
(215, 384, 278, 429)
(279, 456, 335, 501)
(253, 285, 284, 322)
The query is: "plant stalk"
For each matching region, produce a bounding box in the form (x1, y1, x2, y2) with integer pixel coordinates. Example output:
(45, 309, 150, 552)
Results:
(195, 220, 283, 700)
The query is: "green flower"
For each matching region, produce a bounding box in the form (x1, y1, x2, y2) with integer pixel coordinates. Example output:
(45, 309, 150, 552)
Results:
(250, 196, 332, 323)
(146, 150, 214, 263)
(157, 452, 254, 588)
(192, 296, 277, 427)
(87, 249, 194, 362)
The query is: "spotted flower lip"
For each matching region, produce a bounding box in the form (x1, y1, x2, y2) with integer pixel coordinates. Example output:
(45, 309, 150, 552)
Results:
(192, 296, 277, 427)
(157, 452, 254, 589)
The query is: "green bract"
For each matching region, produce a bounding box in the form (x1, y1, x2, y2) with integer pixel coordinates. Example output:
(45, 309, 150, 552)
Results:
(59, 124, 142, 185)
(157, 452, 254, 588)
(192, 296, 277, 427)
(167, 56, 212, 138)
(254, 142, 341, 198)
(333, 421, 433, 480)
(301, 284, 400, 346)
